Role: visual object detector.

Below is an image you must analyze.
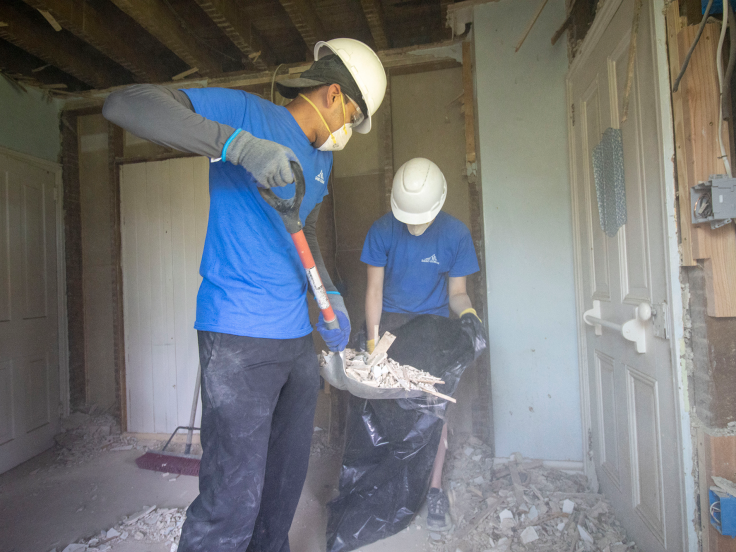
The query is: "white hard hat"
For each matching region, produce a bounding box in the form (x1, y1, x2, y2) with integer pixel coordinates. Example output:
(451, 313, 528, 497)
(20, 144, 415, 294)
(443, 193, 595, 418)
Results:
(314, 38, 387, 135)
(391, 158, 447, 225)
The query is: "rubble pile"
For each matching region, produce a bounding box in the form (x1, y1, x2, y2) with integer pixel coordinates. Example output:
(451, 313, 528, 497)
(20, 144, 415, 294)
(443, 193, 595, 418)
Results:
(431, 435, 638, 552)
(57, 506, 186, 552)
(53, 409, 143, 467)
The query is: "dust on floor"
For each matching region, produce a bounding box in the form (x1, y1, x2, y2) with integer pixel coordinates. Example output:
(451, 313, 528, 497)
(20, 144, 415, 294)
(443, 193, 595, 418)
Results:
(0, 412, 638, 552)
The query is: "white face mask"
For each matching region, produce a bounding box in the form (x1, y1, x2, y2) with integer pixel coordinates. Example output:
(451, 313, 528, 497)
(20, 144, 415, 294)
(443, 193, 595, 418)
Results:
(407, 223, 430, 236)
(300, 92, 352, 151)
(318, 123, 352, 152)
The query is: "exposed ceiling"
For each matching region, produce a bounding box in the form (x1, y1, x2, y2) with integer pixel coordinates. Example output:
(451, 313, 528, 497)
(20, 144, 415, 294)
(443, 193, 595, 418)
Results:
(0, 0, 455, 94)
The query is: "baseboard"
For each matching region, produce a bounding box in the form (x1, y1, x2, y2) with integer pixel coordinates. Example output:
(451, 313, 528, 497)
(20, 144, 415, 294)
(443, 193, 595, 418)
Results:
(493, 457, 585, 474)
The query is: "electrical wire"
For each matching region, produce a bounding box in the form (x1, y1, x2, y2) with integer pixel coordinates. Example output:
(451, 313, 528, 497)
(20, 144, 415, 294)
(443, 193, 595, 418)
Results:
(717, 0, 732, 176)
(271, 64, 284, 104)
(673, 0, 715, 92)
(723, 0, 736, 120)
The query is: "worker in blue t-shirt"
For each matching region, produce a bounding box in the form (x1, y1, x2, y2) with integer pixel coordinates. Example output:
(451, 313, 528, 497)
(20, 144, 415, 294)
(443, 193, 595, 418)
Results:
(361, 157, 482, 532)
(103, 39, 386, 551)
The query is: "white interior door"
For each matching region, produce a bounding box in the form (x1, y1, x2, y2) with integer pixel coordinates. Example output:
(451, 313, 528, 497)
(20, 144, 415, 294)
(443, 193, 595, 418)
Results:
(568, 1, 685, 550)
(120, 157, 209, 434)
(0, 150, 61, 474)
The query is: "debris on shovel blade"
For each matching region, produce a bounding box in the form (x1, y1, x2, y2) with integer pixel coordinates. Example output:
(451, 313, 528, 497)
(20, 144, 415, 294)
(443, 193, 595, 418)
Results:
(319, 332, 455, 402)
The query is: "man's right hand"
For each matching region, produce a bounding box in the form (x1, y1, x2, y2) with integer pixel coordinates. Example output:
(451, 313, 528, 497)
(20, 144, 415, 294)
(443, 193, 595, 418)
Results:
(225, 131, 300, 189)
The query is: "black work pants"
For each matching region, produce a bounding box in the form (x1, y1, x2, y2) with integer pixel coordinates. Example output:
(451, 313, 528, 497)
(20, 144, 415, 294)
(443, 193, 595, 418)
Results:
(178, 331, 320, 552)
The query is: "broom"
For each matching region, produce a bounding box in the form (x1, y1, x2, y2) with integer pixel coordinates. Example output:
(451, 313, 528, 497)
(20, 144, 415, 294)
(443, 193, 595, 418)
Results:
(135, 363, 202, 476)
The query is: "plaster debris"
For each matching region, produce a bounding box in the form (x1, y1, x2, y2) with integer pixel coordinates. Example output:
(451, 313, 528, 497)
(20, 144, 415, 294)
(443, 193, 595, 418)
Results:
(428, 435, 638, 552)
(562, 499, 576, 514)
(520, 526, 539, 544)
(321, 346, 446, 397)
(63, 506, 187, 551)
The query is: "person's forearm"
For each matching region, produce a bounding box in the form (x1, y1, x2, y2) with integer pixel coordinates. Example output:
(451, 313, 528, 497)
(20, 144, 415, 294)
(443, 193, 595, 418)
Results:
(102, 84, 235, 159)
(365, 288, 383, 341)
(449, 292, 473, 317)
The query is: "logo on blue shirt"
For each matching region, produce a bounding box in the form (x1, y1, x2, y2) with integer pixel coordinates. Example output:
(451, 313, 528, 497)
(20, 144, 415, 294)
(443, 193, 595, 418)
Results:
(316, 170, 325, 184)
(421, 254, 439, 264)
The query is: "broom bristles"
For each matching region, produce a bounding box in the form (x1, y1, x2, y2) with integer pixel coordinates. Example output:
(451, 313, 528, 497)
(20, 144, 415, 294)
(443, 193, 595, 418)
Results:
(135, 452, 200, 476)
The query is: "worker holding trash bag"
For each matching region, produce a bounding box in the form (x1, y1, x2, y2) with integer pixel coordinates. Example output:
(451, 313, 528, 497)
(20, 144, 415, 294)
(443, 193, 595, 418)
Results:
(325, 158, 486, 551)
(103, 39, 386, 552)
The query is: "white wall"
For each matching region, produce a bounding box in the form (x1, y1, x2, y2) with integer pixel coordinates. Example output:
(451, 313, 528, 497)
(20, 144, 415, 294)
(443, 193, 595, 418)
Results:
(474, 0, 582, 461)
(0, 78, 62, 163)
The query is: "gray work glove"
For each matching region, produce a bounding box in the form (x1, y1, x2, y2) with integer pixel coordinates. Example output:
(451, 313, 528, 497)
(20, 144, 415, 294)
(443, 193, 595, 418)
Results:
(225, 130, 300, 189)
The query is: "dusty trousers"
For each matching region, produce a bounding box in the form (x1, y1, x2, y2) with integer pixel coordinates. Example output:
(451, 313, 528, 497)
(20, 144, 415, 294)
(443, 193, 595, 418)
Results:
(177, 331, 320, 552)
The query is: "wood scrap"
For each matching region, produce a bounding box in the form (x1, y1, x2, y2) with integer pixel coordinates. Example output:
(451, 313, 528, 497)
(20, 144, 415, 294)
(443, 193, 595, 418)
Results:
(551, 0, 581, 45)
(515, 0, 551, 52)
(508, 462, 527, 505)
(366, 331, 396, 364)
(454, 497, 501, 541)
(621, 0, 644, 123)
(172, 67, 200, 81)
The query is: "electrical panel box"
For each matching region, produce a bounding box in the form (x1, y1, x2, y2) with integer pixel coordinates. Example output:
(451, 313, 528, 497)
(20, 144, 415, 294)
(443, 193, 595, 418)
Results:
(710, 488, 736, 538)
(691, 175, 736, 229)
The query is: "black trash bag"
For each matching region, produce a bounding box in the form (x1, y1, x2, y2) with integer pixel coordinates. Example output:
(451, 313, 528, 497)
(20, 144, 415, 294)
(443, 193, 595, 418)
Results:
(326, 314, 487, 552)
(326, 397, 444, 552)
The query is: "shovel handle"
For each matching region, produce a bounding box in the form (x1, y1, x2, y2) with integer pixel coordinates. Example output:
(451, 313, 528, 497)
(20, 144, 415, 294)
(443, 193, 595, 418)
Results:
(259, 162, 339, 330)
(258, 161, 305, 234)
(291, 231, 339, 329)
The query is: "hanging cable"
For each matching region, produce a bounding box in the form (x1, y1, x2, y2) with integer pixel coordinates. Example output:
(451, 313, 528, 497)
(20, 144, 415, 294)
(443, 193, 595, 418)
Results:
(717, 0, 732, 175)
(673, 0, 715, 92)
(723, 0, 736, 121)
(271, 64, 284, 104)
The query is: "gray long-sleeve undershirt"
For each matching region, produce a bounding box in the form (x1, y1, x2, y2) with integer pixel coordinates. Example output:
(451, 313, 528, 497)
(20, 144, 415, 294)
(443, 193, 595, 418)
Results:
(103, 84, 336, 295)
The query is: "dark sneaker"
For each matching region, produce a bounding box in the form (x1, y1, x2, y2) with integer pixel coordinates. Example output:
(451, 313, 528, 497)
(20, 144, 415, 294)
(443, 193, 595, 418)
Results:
(426, 487, 451, 531)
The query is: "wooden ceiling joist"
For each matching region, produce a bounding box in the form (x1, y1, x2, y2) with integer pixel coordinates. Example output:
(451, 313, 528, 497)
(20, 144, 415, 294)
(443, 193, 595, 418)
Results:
(192, 0, 271, 70)
(108, 0, 221, 76)
(278, 0, 326, 54)
(360, 0, 390, 50)
(21, 0, 169, 83)
(63, 39, 464, 111)
(0, 2, 122, 89)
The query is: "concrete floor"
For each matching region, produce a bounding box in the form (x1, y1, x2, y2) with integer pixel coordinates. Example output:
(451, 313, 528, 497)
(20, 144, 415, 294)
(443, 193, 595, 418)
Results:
(0, 444, 430, 552)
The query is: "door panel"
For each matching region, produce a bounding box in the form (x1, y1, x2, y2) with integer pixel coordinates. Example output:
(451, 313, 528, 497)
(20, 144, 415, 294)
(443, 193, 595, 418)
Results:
(22, 182, 48, 319)
(121, 157, 208, 434)
(0, 178, 9, 321)
(568, 1, 684, 550)
(0, 152, 60, 474)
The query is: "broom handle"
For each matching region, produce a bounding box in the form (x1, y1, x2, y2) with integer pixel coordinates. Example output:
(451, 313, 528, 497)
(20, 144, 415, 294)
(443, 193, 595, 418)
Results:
(184, 363, 202, 455)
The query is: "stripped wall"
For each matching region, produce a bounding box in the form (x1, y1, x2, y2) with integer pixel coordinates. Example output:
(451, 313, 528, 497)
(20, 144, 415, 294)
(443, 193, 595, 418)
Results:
(0, 78, 62, 163)
(474, 0, 583, 461)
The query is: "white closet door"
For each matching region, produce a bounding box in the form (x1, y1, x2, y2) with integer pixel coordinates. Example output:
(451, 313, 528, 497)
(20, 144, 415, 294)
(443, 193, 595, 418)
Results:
(0, 151, 61, 474)
(121, 157, 209, 434)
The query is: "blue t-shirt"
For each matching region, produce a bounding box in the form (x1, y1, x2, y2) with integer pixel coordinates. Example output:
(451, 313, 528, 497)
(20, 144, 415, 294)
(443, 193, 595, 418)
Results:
(361, 211, 479, 316)
(184, 88, 333, 339)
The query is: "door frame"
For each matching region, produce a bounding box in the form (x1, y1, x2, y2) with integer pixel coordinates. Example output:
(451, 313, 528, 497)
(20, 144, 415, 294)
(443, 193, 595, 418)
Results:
(564, 1, 695, 550)
(0, 145, 69, 418)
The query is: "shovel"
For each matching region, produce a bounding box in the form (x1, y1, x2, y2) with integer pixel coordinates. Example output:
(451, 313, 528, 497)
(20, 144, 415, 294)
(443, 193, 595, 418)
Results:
(258, 161, 340, 331)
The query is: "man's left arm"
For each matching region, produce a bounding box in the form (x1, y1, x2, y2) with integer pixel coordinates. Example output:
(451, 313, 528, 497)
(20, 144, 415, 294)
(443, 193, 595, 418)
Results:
(304, 204, 351, 351)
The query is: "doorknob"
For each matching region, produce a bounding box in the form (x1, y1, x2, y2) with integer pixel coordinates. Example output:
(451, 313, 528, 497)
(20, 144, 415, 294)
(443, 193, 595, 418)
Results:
(583, 300, 651, 353)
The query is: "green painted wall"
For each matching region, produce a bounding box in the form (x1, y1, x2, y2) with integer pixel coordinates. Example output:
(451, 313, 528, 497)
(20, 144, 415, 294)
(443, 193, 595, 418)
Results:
(0, 78, 63, 163)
